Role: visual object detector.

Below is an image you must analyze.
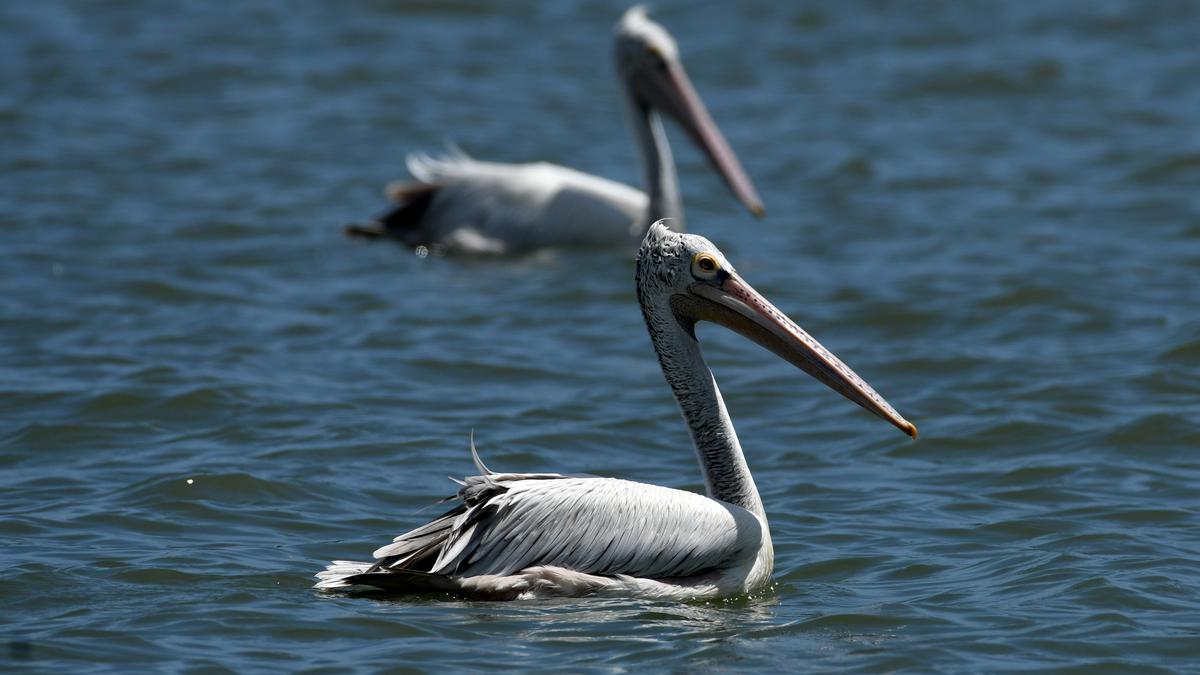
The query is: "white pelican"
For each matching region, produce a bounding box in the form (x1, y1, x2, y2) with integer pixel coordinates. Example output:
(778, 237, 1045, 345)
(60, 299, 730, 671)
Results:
(316, 222, 917, 600)
(344, 6, 764, 254)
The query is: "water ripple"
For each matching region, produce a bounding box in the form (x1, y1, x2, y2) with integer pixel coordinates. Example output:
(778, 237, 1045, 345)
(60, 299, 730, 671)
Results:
(3, 0, 1199, 671)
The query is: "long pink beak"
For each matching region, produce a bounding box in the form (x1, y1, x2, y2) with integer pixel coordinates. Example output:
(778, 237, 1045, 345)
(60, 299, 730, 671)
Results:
(634, 61, 765, 218)
(690, 272, 917, 438)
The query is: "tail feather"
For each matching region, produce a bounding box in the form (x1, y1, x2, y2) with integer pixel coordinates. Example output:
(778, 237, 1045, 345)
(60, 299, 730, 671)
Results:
(314, 560, 375, 589)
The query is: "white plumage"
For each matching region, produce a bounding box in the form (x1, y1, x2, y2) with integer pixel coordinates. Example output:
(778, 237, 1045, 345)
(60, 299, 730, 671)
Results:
(394, 150, 647, 253)
(316, 223, 917, 601)
(344, 7, 763, 254)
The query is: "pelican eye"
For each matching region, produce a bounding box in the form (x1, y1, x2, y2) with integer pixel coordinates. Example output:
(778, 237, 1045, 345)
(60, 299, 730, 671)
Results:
(691, 253, 721, 279)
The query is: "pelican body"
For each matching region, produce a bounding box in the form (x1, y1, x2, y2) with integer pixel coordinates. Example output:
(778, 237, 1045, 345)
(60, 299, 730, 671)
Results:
(316, 222, 917, 600)
(344, 7, 763, 254)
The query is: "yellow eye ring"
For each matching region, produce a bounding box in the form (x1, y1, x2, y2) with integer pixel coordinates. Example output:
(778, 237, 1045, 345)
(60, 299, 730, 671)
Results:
(692, 253, 720, 278)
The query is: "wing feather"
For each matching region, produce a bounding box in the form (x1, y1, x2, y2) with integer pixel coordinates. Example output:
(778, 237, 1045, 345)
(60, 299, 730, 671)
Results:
(428, 477, 763, 579)
(398, 151, 648, 252)
(367, 471, 763, 583)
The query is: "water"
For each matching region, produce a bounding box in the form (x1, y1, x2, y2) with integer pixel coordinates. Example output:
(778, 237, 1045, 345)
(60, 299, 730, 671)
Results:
(2, 0, 1199, 670)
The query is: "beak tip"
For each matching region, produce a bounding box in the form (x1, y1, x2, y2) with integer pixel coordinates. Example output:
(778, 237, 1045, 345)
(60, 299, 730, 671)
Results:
(749, 203, 765, 219)
(903, 421, 918, 439)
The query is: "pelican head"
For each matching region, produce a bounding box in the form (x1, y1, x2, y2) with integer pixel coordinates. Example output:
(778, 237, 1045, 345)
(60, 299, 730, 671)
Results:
(614, 6, 764, 218)
(636, 221, 917, 438)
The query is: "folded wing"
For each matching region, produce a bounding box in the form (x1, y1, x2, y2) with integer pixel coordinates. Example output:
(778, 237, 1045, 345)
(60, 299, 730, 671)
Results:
(370, 473, 764, 581)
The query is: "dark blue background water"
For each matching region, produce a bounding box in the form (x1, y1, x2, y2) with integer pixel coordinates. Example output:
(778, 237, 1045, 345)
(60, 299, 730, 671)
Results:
(3, 1, 1198, 671)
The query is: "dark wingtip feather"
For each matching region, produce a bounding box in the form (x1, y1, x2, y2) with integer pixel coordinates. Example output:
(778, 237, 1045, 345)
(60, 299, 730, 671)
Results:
(343, 569, 460, 594)
(343, 183, 438, 243)
(344, 220, 387, 238)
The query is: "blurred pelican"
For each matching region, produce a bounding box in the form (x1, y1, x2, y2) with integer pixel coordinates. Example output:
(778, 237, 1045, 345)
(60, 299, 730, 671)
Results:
(344, 6, 763, 254)
(316, 222, 916, 600)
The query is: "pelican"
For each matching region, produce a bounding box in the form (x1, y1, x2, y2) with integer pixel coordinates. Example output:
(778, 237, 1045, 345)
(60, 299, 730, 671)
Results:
(343, 6, 764, 254)
(316, 222, 917, 600)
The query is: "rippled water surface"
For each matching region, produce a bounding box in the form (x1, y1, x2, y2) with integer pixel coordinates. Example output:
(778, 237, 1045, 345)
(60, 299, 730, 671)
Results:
(3, 0, 1199, 671)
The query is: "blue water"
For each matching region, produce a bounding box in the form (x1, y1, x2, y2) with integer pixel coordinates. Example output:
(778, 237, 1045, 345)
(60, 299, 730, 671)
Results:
(3, 0, 1199, 671)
